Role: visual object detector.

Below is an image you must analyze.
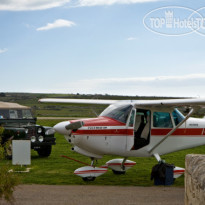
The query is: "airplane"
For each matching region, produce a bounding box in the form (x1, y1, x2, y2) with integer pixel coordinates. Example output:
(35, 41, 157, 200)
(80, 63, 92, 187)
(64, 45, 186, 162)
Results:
(39, 97, 205, 182)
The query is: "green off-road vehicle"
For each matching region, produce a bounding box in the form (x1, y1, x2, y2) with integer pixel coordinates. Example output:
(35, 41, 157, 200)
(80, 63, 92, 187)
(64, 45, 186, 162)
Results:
(0, 101, 56, 158)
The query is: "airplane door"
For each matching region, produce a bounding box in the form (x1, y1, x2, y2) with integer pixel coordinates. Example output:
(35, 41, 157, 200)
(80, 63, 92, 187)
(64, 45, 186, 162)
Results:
(126, 109, 135, 151)
(127, 109, 151, 150)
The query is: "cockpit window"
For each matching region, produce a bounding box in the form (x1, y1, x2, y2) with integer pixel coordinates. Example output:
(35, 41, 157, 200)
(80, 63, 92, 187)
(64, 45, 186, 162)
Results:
(100, 104, 133, 124)
(172, 108, 185, 126)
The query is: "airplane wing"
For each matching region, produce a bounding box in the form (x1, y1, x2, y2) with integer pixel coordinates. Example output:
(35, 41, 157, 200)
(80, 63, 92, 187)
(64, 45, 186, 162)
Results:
(39, 98, 205, 108)
(134, 98, 205, 109)
(39, 98, 118, 105)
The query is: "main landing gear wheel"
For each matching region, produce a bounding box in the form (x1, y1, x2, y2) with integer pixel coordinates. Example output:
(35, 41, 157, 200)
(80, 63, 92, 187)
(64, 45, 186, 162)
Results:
(82, 177, 96, 182)
(112, 170, 126, 175)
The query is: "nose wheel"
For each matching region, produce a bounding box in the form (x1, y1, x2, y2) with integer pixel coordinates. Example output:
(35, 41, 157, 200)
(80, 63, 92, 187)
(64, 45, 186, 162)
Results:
(82, 158, 97, 181)
(77, 158, 105, 182)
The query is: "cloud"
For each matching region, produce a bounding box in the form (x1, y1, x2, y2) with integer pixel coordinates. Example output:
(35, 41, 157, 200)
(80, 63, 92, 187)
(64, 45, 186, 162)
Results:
(78, 73, 205, 84)
(9, 73, 205, 97)
(77, 0, 161, 7)
(0, 48, 8, 54)
(126, 37, 137, 41)
(0, 0, 70, 11)
(56, 73, 205, 97)
(36, 19, 76, 31)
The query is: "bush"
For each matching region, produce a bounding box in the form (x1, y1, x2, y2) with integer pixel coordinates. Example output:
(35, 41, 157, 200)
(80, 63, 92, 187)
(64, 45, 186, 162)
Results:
(0, 127, 20, 202)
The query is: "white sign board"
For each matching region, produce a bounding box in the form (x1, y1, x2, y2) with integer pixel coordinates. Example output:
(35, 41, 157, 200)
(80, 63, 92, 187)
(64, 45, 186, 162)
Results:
(12, 140, 31, 165)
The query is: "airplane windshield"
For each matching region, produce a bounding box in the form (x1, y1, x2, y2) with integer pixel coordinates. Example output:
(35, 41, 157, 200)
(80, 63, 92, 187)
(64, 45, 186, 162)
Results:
(100, 104, 133, 124)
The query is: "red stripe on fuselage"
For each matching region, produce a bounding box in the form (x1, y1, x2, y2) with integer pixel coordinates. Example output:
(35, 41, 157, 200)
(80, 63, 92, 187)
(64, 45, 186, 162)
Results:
(73, 129, 133, 136)
(151, 128, 204, 136)
(71, 115, 205, 137)
(73, 127, 205, 136)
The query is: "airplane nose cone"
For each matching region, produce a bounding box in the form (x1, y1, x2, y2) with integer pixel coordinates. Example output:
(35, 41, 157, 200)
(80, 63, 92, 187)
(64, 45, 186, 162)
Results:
(54, 121, 71, 135)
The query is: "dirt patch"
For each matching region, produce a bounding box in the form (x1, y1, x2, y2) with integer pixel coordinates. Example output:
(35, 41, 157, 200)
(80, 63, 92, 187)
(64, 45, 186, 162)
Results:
(0, 185, 184, 205)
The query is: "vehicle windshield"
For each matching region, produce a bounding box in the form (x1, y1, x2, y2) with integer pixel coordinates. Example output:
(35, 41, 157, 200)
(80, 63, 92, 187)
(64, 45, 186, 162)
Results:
(100, 104, 133, 124)
(0, 109, 34, 119)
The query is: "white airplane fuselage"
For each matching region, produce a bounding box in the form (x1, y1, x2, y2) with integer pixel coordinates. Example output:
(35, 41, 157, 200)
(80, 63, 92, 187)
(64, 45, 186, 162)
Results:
(54, 103, 205, 159)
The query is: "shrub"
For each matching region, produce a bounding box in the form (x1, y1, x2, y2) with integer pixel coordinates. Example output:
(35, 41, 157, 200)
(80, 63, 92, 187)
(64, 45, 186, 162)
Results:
(0, 127, 20, 202)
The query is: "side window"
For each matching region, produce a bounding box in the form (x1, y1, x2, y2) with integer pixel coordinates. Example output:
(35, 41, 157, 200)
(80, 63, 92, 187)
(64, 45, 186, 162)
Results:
(9, 110, 18, 119)
(153, 112, 173, 128)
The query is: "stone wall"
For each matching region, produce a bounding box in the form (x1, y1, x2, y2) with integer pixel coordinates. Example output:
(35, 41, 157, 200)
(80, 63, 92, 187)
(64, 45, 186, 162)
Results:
(185, 154, 205, 205)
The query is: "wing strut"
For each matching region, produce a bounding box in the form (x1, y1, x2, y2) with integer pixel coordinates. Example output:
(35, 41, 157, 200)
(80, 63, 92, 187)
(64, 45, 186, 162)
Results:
(149, 108, 194, 154)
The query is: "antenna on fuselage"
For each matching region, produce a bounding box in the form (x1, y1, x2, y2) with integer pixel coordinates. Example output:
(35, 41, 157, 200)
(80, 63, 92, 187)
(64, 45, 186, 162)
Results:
(90, 96, 100, 117)
(91, 108, 98, 117)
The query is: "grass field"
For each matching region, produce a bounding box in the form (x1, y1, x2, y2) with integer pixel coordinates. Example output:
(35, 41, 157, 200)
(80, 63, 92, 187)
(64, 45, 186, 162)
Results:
(0, 119, 204, 187)
(0, 93, 205, 187)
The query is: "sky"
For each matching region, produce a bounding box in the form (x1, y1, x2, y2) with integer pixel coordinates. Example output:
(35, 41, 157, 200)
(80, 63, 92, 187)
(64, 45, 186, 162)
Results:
(1, 0, 205, 97)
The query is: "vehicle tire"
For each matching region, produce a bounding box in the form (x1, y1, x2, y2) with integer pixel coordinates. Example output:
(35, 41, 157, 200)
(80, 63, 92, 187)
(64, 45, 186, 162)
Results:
(112, 170, 126, 175)
(82, 177, 96, 182)
(37, 145, 52, 157)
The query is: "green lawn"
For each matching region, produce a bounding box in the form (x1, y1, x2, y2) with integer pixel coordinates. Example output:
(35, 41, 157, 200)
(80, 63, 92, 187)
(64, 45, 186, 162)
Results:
(1, 93, 204, 186)
(0, 119, 204, 186)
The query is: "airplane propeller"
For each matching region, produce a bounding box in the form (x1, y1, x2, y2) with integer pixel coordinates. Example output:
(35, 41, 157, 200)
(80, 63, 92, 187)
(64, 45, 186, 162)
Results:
(53, 120, 84, 135)
(65, 121, 84, 130)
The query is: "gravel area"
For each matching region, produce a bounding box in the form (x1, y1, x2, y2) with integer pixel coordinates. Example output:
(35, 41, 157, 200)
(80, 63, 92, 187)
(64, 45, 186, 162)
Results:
(0, 185, 184, 205)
